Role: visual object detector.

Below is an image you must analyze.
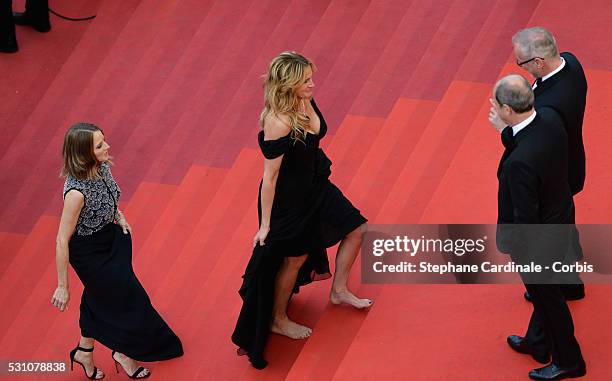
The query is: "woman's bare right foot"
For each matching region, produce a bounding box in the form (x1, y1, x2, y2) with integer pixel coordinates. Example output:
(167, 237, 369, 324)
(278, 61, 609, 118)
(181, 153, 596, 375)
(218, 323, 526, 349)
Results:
(330, 289, 373, 309)
(270, 317, 312, 339)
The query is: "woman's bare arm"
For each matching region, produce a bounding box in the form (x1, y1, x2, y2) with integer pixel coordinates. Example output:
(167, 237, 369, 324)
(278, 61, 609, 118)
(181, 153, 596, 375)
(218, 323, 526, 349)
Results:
(52, 190, 83, 311)
(254, 115, 290, 246)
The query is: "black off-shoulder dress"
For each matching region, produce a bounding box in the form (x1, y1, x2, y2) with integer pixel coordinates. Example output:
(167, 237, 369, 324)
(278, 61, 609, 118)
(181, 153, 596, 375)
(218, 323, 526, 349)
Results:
(231, 100, 367, 369)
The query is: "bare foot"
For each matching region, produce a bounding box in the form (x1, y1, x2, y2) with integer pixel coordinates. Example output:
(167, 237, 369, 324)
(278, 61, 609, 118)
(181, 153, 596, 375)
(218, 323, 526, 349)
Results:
(270, 317, 312, 339)
(73, 350, 105, 379)
(112, 352, 150, 379)
(330, 289, 373, 309)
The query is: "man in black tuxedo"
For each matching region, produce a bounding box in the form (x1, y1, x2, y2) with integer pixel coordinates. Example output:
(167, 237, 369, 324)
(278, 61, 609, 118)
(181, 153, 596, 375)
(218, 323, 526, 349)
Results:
(493, 75, 586, 380)
(513, 27, 587, 196)
(0, 0, 51, 53)
(491, 27, 587, 302)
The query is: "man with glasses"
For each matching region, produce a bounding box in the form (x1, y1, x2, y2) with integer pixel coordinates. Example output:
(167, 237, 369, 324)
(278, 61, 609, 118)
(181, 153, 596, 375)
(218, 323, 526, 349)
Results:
(492, 27, 588, 199)
(513, 27, 587, 200)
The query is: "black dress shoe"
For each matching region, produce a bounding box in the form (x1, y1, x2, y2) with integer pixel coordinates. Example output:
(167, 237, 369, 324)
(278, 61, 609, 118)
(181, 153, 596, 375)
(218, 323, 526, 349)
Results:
(529, 363, 586, 380)
(507, 335, 550, 364)
(1, 26, 19, 53)
(0, 38, 19, 53)
(13, 12, 51, 33)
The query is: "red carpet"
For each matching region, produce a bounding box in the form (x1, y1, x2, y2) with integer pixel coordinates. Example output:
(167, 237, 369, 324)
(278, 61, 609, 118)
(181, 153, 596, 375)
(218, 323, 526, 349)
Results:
(1, 0, 611, 379)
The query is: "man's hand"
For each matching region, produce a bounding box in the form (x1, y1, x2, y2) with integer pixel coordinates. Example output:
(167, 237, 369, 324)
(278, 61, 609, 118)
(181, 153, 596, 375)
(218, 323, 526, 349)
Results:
(489, 98, 506, 133)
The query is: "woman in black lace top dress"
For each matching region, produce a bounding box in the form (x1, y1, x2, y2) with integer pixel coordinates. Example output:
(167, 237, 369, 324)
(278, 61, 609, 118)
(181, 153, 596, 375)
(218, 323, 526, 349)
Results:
(232, 52, 372, 369)
(52, 123, 183, 380)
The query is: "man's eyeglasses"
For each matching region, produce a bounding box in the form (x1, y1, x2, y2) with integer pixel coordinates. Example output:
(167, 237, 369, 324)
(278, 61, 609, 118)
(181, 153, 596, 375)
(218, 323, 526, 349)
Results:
(516, 56, 544, 66)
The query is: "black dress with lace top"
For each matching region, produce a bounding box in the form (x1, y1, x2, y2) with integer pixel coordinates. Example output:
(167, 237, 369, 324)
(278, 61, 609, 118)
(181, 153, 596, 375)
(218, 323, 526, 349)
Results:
(231, 99, 367, 369)
(64, 163, 183, 361)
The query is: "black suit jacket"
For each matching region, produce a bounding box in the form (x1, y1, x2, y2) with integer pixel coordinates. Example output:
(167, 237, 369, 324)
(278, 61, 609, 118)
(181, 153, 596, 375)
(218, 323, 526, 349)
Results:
(497, 108, 574, 225)
(534, 52, 587, 195)
(496, 109, 576, 263)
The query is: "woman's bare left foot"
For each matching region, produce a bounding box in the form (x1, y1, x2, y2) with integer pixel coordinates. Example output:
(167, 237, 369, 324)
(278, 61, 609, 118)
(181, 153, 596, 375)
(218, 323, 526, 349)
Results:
(73, 350, 105, 379)
(270, 317, 312, 339)
(330, 289, 372, 309)
(113, 352, 150, 379)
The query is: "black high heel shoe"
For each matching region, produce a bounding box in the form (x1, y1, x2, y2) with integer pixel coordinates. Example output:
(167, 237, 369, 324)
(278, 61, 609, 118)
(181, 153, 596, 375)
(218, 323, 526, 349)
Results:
(112, 351, 150, 379)
(69, 345, 103, 380)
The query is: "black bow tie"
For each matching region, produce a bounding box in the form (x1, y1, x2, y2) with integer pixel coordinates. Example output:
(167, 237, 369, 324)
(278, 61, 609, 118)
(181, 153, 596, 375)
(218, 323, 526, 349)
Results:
(498, 126, 517, 178)
(501, 126, 515, 148)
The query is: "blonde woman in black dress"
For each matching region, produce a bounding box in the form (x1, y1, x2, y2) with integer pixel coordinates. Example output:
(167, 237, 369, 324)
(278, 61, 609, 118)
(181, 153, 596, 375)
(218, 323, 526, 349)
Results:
(52, 123, 183, 379)
(232, 52, 372, 369)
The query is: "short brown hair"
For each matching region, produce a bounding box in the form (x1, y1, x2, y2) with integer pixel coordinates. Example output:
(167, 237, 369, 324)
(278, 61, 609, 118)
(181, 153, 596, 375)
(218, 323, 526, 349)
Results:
(61, 123, 106, 180)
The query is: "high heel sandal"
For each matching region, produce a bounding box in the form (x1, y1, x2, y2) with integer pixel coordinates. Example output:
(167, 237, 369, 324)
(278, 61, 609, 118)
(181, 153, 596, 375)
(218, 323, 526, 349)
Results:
(112, 350, 150, 379)
(69, 345, 104, 380)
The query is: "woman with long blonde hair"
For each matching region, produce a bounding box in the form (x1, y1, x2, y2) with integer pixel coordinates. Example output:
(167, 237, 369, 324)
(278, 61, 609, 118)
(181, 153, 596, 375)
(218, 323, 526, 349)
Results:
(232, 52, 372, 369)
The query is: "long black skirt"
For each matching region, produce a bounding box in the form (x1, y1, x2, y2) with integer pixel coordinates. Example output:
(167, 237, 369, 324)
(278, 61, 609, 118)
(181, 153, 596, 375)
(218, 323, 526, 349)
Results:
(69, 223, 183, 361)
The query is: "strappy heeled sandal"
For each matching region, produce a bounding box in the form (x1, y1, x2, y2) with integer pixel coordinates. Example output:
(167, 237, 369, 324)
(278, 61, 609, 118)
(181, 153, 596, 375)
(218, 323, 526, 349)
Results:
(111, 350, 150, 379)
(69, 345, 104, 380)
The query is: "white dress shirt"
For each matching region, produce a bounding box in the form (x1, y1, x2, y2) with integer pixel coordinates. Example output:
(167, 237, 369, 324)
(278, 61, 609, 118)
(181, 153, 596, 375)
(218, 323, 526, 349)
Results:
(512, 111, 537, 136)
(533, 57, 566, 89)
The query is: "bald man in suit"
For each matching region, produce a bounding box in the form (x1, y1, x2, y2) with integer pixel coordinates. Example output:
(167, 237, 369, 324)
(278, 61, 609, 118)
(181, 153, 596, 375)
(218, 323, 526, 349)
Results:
(493, 75, 586, 380)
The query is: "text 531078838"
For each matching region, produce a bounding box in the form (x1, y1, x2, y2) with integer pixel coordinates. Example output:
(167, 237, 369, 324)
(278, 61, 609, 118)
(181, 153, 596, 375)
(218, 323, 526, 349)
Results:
(1, 361, 67, 375)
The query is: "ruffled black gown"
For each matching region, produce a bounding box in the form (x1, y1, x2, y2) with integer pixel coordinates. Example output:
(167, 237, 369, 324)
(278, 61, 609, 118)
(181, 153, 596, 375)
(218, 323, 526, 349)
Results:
(231, 100, 367, 369)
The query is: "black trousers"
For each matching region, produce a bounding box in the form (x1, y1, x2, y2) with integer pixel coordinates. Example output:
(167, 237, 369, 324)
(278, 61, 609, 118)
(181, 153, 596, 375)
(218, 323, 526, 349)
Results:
(0, 0, 48, 43)
(0, 1, 15, 44)
(524, 283, 584, 367)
